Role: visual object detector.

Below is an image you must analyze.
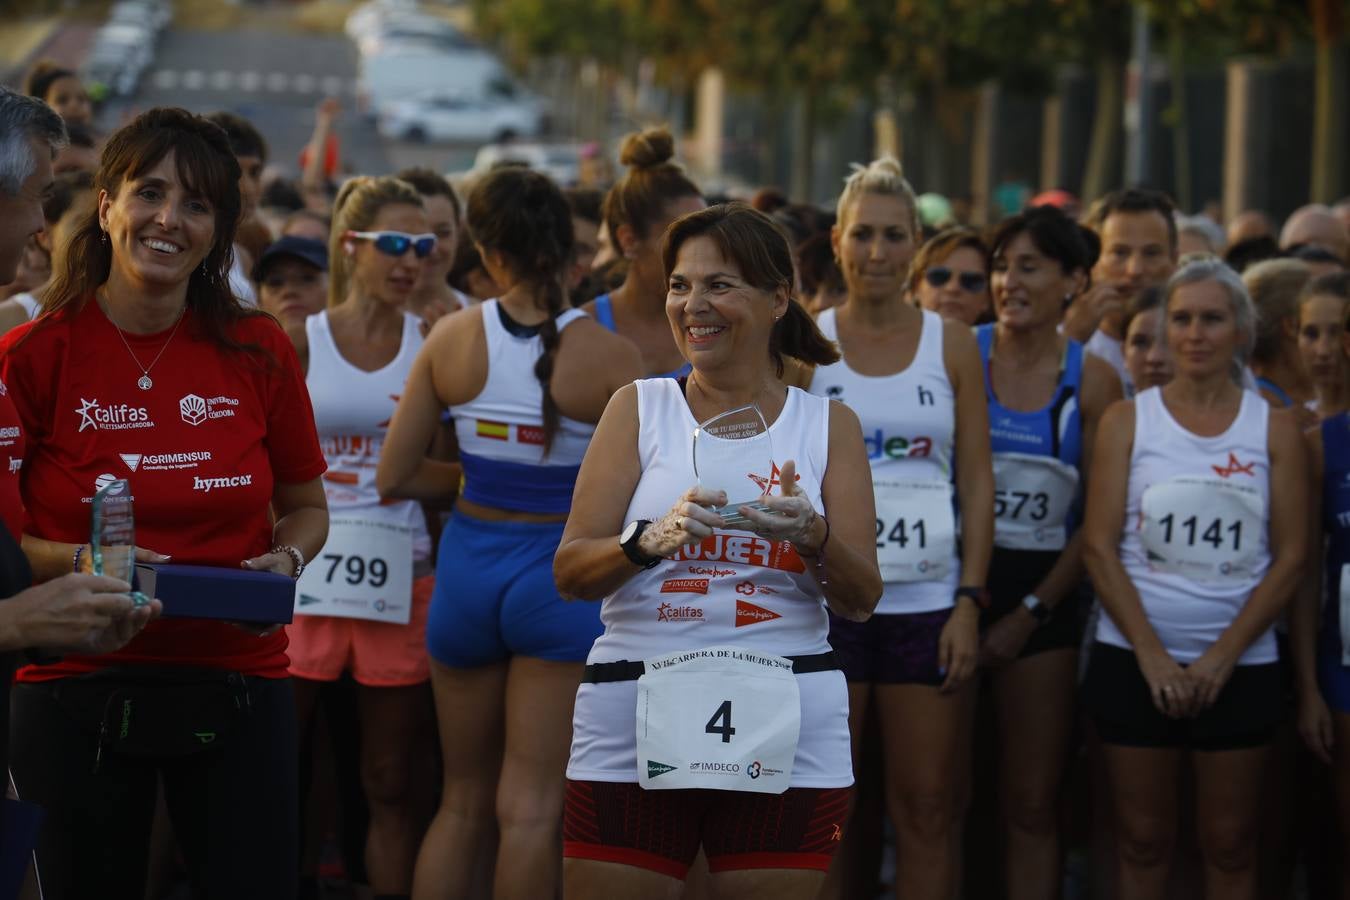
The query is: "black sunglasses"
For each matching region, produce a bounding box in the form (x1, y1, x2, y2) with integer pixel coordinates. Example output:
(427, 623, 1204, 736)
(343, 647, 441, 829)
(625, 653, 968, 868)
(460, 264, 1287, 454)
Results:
(925, 266, 987, 293)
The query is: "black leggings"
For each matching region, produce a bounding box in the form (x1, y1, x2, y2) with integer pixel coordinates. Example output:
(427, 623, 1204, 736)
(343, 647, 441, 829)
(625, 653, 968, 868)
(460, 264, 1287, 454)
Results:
(9, 674, 298, 900)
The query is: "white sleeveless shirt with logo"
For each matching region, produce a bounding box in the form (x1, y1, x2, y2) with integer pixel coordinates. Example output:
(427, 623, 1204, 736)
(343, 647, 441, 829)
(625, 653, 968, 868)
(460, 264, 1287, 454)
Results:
(305, 310, 431, 561)
(807, 307, 958, 614)
(1097, 387, 1274, 664)
(566, 378, 852, 788)
(448, 300, 594, 514)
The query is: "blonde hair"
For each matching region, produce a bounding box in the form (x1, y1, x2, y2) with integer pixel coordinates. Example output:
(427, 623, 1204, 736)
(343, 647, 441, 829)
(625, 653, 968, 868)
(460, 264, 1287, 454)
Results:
(328, 175, 423, 307)
(1241, 257, 1310, 364)
(835, 156, 919, 236)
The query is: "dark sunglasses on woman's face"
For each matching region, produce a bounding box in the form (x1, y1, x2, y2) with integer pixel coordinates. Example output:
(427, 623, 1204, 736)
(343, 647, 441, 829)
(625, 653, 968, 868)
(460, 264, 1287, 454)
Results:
(924, 266, 987, 293)
(345, 230, 437, 259)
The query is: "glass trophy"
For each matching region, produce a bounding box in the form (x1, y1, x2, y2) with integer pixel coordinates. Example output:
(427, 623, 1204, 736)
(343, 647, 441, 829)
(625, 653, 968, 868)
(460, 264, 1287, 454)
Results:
(692, 404, 778, 530)
(90, 478, 150, 607)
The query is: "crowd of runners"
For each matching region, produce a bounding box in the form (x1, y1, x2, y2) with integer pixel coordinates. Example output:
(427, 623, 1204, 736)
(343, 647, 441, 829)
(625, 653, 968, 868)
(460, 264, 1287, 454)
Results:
(1, 57, 1350, 900)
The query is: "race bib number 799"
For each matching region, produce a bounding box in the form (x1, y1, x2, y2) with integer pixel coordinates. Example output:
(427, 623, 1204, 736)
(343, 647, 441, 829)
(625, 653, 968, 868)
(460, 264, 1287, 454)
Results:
(294, 516, 414, 624)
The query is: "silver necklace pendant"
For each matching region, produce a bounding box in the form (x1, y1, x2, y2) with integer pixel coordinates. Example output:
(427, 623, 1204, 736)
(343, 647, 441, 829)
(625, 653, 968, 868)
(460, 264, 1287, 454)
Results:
(137, 374, 153, 390)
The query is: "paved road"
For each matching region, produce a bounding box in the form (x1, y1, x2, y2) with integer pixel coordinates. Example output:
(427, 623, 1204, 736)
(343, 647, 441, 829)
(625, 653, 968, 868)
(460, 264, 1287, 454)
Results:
(100, 27, 477, 178)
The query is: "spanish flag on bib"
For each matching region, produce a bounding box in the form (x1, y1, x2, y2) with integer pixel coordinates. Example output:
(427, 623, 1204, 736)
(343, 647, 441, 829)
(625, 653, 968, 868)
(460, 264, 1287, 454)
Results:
(475, 420, 545, 446)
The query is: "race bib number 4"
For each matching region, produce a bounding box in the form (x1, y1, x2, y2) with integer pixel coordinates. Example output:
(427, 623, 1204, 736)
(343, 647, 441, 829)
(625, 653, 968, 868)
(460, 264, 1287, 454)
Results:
(636, 647, 800, 794)
(294, 516, 413, 624)
(1139, 477, 1265, 583)
(992, 453, 1079, 551)
(873, 478, 955, 583)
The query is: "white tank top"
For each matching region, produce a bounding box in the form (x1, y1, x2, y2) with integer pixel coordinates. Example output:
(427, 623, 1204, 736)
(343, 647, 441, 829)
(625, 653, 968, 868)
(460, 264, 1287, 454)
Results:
(450, 299, 594, 466)
(566, 377, 852, 788)
(12, 293, 39, 320)
(808, 307, 958, 613)
(1097, 387, 1275, 664)
(1085, 328, 1133, 396)
(306, 310, 430, 561)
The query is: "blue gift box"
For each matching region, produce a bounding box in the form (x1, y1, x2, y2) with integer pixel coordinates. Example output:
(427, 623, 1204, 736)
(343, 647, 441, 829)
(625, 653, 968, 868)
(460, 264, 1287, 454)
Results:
(134, 564, 295, 624)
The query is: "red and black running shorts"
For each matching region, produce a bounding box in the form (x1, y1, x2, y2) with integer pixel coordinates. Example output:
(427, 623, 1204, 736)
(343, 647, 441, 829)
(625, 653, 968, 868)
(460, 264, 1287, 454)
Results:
(563, 779, 851, 879)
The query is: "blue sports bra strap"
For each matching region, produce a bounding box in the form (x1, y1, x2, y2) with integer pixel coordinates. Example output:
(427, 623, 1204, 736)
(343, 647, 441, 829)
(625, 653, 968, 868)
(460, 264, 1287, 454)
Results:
(1063, 339, 1085, 390)
(593, 294, 616, 332)
(1255, 376, 1293, 408)
(975, 324, 996, 401)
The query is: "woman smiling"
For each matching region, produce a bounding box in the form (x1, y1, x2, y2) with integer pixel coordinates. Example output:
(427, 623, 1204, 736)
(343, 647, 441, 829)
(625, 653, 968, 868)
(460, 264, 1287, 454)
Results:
(0, 108, 328, 899)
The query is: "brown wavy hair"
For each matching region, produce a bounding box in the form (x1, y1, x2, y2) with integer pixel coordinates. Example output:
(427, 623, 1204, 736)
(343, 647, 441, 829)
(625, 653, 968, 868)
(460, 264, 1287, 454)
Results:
(905, 227, 990, 295)
(39, 107, 270, 356)
(661, 203, 839, 376)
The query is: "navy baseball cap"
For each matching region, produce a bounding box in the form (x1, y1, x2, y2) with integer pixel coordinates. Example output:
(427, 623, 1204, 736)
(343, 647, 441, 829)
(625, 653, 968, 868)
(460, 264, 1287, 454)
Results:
(255, 236, 328, 280)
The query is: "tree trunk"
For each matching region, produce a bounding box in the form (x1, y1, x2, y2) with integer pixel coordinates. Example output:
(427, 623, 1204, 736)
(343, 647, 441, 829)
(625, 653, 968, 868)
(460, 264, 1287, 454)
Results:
(789, 89, 816, 203)
(1168, 20, 1192, 212)
(1081, 55, 1124, 202)
(1311, 0, 1347, 201)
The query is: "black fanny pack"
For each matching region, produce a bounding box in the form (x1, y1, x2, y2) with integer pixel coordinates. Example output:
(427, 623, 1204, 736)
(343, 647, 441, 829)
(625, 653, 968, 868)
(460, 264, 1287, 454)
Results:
(42, 667, 254, 769)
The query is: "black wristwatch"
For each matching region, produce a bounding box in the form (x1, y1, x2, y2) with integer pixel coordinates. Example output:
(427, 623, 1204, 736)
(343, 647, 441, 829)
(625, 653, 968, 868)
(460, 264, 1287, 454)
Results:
(955, 585, 990, 609)
(619, 519, 662, 569)
(1022, 594, 1052, 625)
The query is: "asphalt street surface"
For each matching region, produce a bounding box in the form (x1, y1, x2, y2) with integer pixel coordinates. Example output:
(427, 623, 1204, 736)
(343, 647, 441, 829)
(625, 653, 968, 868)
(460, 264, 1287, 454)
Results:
(100, 27, 474, 179)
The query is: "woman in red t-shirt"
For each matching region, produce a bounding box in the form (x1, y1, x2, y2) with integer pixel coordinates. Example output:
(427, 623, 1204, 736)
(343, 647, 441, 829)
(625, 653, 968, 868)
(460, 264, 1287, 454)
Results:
(0, 108, 328, 899)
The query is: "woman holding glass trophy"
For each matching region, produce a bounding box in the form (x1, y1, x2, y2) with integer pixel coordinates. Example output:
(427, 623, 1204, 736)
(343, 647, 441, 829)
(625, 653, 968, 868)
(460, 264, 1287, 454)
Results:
(805, 158, 994, 900)
(555, 203, 881, 900)
(0, 108, 329, 899)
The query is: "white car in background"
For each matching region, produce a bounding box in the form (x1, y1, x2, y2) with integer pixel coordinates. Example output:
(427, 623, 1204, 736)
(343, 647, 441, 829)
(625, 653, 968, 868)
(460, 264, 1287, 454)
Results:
(82, 19, 157, 96)
(358, 47, 506, 116)
(356, 14, 470, 58)
(345, 0, 418, 40)
(378, 89, 543, 144)
(108, 0, 171, 34)
(471, 142, 583, 187)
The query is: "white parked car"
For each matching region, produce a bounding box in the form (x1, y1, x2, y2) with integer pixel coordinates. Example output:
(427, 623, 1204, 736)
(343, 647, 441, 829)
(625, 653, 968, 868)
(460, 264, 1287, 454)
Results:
(83, 21, 156, 96)
(356, 14, 469, 57)
(378, 90, 542, 144)
(346, 0, 419, 40)
(471, 142, 583, 187)
(108, 0, 171, 33)
(359, 49, 507, 116)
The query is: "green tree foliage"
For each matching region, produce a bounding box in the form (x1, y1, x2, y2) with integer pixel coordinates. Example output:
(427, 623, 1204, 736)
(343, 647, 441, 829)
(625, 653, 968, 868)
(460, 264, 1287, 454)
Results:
(472, 0, 1320, 101)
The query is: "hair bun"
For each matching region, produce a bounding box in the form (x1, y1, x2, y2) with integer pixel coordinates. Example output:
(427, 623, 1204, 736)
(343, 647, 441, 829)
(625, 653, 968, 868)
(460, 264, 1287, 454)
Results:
(619, 127, 676, 170)
(868, 156, 905, 180)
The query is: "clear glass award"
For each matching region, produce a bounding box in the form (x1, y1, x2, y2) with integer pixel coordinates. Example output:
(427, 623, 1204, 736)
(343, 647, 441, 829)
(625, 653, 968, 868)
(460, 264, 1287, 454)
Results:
(692, 405, 778, 530)
(90, 478, 150, 607)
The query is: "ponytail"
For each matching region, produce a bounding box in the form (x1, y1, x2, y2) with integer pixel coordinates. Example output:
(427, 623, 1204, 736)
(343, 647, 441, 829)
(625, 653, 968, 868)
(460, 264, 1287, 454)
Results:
(771, 300, 839, 375)
(466, 166, 575, 454)
(532, 275, 567, 453)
